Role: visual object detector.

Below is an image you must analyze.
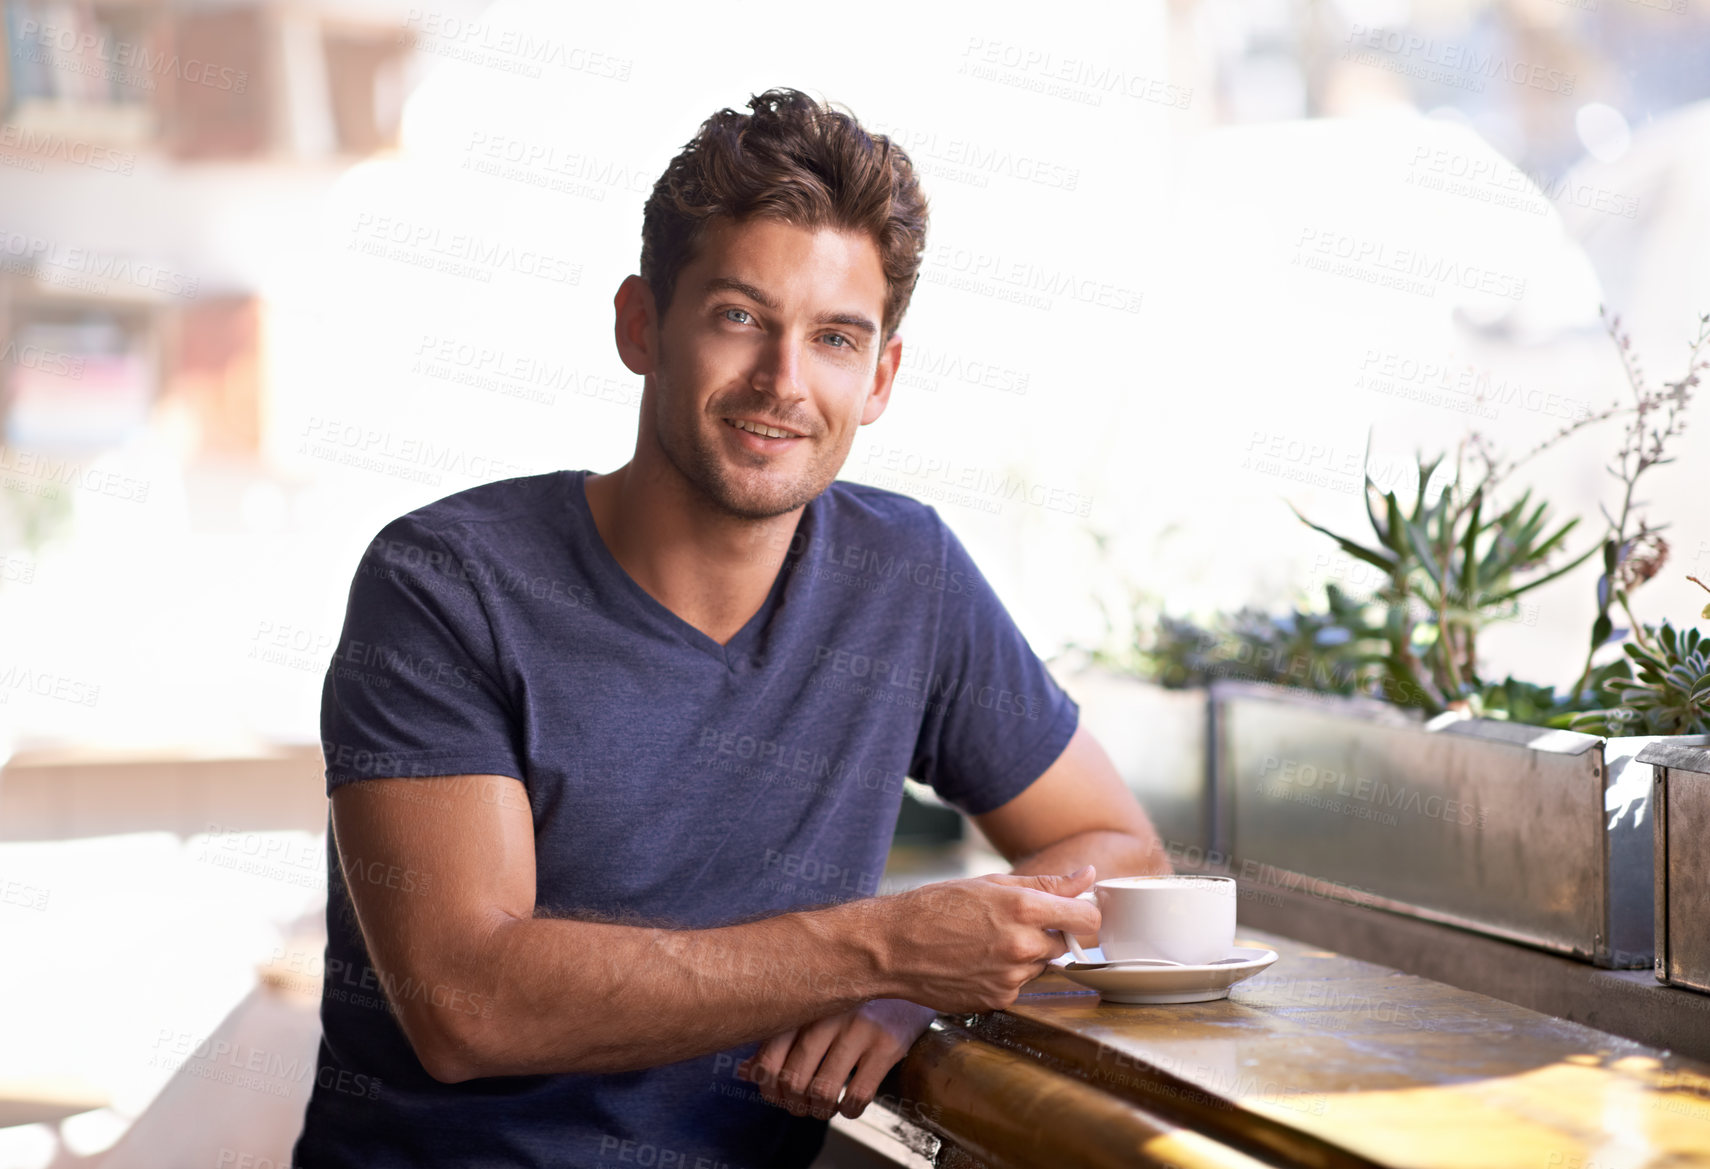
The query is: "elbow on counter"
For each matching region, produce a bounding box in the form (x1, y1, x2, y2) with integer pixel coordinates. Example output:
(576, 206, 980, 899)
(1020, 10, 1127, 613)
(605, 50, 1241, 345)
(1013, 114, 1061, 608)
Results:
(399, 989, 601, 1083)
(390, 980, 540, 1084)
(402, 1007, 492, 1085)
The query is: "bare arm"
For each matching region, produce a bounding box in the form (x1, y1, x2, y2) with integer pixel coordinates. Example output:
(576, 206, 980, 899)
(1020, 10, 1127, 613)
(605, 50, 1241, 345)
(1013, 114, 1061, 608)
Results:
(735, 724, 1166, 1119)
(330, 772, 1099, 1083)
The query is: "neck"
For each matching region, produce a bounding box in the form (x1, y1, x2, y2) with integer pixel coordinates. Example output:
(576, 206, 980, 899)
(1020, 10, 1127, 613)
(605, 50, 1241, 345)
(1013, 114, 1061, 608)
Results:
(582, 451, 803, 647)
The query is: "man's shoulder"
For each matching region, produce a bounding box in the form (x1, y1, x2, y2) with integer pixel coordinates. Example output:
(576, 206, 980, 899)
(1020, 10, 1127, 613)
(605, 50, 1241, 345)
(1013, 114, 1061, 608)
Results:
(379, 471, 571, 544)
(816, 479, 949, 547)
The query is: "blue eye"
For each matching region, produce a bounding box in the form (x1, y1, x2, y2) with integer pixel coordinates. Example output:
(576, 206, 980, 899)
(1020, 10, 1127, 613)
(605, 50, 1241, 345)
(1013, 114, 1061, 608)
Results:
(723, 308, 752, 325)
(823, 333, 850, 349)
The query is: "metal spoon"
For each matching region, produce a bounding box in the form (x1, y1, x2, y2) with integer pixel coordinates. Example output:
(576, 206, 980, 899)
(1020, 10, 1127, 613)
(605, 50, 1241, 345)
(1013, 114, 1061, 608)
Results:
(1053, 930, 1245, 969)
(1064, 955, 1250, 970)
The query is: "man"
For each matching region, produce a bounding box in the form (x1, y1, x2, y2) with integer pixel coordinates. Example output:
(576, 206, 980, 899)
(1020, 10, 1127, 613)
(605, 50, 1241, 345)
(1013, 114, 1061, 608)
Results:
(293, 88, 1167, 1168)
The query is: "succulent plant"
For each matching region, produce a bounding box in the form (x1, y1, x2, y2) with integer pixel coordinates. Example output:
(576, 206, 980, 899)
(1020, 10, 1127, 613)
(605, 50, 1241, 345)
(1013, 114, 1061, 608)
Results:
(1291, 448, 1596, 717)
(1565, 619, 1710, 736)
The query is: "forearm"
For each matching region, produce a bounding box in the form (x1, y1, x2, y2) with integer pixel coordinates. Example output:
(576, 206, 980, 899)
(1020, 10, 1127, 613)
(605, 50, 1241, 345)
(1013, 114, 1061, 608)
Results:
(445, 895, 901, 1079)
(1006, 827, 1172, 880)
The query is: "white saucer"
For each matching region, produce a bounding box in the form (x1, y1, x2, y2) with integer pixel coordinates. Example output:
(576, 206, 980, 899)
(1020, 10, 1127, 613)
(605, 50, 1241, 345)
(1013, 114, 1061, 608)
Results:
(1049, 946, 1279, 1004)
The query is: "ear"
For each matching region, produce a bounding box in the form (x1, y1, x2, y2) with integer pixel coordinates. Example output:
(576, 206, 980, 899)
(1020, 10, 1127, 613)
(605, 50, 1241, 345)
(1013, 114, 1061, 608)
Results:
(614, 275, 658, 376)
(860, 332, 902, 426)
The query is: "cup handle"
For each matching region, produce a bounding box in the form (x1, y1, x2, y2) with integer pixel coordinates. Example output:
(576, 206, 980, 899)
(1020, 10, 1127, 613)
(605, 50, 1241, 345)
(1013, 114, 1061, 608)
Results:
(1056, 928, 1092, 963)
(1058, 889, 1099, 962)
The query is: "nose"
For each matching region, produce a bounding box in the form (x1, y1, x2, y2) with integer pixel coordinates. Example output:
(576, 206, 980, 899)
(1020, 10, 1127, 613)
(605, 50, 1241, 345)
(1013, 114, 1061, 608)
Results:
(752, 331, 808, 405)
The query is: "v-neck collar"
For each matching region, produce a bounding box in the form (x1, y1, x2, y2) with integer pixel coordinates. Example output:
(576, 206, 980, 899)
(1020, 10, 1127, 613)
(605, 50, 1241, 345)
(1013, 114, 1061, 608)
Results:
(564, 469, 806, 671)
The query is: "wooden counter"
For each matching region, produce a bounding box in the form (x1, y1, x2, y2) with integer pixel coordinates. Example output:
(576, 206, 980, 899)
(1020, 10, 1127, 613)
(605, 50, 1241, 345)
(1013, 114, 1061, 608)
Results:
(876, 928, 1710, 1169)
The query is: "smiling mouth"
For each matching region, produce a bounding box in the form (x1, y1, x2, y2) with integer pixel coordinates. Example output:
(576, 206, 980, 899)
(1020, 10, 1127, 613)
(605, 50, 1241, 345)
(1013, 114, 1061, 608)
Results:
(724, 418, 804, 439)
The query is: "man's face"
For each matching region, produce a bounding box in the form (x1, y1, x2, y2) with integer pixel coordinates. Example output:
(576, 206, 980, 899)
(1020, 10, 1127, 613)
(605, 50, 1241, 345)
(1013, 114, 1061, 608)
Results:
(645, 216, 897, 520)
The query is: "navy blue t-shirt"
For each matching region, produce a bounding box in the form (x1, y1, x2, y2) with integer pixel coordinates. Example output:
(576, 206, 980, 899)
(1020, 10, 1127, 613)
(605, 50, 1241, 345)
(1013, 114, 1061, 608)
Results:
(293, 469, 1079, 1169)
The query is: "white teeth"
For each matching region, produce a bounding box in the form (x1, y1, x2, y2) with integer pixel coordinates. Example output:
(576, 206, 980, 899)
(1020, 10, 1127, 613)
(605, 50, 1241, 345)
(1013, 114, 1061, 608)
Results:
(730, 419, 794, 439)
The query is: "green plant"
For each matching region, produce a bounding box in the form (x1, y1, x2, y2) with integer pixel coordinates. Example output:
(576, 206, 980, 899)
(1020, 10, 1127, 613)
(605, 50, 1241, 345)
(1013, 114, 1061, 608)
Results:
(1564, 309, 1709, 703)
(1121, 592, 1374, 696)
(0, 453, 73, 578)
(1099, 308, 1706, 737)
(1291, 445, 1598, 717)
(1563, 577, 1710, 736)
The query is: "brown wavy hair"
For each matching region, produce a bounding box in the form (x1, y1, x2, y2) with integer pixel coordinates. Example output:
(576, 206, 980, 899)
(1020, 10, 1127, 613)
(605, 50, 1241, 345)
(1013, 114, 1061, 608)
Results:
(640, 88, 929, 344)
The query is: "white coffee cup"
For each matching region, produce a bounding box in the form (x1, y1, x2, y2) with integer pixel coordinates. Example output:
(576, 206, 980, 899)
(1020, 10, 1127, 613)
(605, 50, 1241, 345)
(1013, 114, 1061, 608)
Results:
(1069, 875, 1237, 965)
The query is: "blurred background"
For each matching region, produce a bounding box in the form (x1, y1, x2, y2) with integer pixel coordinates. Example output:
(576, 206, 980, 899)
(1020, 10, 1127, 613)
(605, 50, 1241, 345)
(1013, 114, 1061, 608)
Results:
(2, 0, 1708, 1163)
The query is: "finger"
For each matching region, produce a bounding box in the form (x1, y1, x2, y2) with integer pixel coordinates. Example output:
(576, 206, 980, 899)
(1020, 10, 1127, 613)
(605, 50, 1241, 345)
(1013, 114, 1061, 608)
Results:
(837, 1002, 933, 1120)
(744, 1029, 797, 1104)
(1018, 887, 1101, 936)
(839, 1045, 904, 1120)
(983, 864, 1094, 892)
(777, 1014, 845, 1117)
(804, 1024, 870, 1121)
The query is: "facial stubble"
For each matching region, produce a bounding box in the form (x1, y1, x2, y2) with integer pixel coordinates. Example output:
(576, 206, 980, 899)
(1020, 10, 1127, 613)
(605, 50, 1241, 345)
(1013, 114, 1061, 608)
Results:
(650, 335, 847, 521)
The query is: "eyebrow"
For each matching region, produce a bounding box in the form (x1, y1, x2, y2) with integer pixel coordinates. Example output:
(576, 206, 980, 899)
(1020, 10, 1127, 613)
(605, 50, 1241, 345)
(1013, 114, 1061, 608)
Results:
(703, 276, 879, 338)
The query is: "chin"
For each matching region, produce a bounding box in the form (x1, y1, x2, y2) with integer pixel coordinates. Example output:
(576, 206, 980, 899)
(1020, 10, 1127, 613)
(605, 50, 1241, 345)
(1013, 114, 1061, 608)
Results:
(658, 415, 841, 520)
(704, 470, 827, 520)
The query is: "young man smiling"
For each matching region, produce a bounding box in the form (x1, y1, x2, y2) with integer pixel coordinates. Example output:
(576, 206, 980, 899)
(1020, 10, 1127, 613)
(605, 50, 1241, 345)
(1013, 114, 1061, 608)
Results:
(293, 89, 1167, 1169)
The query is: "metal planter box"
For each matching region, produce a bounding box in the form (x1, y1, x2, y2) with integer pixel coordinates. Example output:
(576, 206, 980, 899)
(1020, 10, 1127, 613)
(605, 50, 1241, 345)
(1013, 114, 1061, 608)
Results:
(1050, 665, 1212, 858)
(1218, 681, 1700, 968)
(1644, 740, 1710, 992)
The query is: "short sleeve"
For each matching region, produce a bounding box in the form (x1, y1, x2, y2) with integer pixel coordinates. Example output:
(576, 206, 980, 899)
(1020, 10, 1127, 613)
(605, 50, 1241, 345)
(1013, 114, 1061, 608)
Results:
(909, 515, 1080, 815)
(319, 515, 524, 793)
